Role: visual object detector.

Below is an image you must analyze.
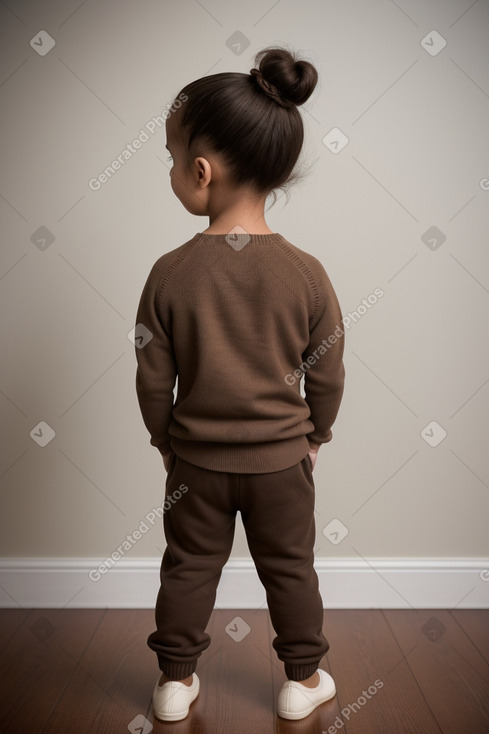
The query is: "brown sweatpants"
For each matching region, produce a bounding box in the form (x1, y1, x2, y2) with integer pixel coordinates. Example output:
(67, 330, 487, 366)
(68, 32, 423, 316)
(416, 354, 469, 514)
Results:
(147, 451, 330, 682)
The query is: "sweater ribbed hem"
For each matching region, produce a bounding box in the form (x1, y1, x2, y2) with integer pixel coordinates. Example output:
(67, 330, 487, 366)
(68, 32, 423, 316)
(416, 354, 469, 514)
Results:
(284, 662, 320, 681)
(169, 434, 311, 474)
(158, 657, 197, 679)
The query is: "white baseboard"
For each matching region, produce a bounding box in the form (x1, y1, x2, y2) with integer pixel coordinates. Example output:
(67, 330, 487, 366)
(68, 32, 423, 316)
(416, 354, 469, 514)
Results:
(0, 557, 488, 609)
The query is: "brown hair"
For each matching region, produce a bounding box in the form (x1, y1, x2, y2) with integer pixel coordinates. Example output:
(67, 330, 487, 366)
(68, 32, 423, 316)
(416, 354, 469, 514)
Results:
(172, 45, 318, 204)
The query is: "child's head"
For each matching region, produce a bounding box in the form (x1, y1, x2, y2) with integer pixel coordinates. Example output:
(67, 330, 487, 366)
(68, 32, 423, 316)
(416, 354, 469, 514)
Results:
(165, 46, 318, 213)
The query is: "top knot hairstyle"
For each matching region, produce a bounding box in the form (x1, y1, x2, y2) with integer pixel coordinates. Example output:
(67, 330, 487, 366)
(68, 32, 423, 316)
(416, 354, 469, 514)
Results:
(172, 46, 318, 201)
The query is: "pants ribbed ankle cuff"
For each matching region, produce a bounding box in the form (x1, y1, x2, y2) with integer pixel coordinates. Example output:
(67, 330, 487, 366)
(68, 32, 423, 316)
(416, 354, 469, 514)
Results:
(284, 662, 319, 681)
(158, 658, 197, 680)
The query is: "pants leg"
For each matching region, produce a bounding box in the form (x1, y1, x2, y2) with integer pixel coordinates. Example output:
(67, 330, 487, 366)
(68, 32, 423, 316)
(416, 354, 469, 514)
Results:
(239, 455, 329, 681)
(147, 452, 329, 682)
(147, 452, 237, 679)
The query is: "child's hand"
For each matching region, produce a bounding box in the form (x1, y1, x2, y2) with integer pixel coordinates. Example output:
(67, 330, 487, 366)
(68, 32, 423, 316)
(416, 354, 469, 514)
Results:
(162, 451, 173, 472)
(308, 442, 320, 472)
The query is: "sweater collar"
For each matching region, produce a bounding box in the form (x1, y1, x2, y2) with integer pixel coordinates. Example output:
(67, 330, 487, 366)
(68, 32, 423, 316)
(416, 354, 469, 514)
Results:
(194, 232, 284, 246)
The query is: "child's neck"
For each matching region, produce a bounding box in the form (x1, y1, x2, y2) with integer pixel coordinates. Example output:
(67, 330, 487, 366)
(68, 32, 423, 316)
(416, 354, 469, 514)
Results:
(201, 195, 273, 236)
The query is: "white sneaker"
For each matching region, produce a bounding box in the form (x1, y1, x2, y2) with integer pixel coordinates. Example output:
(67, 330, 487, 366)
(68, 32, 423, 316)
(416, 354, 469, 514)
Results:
(277, 668, 336, 720)
(152, 672, 200, 722)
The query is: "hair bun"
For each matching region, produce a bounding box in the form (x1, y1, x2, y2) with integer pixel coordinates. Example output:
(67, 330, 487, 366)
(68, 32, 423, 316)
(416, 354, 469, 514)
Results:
(250, 46, 318, 108)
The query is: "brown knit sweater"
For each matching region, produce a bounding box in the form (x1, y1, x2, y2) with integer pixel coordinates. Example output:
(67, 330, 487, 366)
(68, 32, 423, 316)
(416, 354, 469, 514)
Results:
(134, 232, 345, 473)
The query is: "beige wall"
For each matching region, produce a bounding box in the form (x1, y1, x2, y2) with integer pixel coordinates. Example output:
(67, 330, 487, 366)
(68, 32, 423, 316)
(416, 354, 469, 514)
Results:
(1, 0, 488, 564)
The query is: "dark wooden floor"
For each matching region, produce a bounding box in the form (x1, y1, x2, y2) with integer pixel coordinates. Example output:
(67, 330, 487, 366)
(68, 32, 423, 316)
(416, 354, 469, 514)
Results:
(0, 608, 488, 733)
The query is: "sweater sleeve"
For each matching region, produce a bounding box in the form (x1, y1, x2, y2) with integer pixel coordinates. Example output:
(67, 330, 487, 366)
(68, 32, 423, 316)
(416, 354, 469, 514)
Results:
(134, 260, 177, 458)
(302, 262, 345, 446)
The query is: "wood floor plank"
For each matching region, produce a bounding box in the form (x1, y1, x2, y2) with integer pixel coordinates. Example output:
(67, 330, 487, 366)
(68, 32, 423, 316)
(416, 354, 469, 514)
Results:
(384, 608, 489, 733)
(1, 608, 488, 733)
(204, 608, 275, 733)
(223, 607, 276, 731)
(322, 609, 441, 733)
(38, 609, 156, 734)
(0, 609, 104, 734)
(0, 608, 31, 651)
(450, 609, 489, 663)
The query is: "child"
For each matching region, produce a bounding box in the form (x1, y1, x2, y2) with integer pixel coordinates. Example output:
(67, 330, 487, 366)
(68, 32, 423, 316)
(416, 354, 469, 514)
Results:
(134, 45, 345, 722)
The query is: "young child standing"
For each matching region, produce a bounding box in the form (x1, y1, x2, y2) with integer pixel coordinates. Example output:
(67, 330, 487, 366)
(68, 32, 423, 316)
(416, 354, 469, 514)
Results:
(134, 45, 345, 722)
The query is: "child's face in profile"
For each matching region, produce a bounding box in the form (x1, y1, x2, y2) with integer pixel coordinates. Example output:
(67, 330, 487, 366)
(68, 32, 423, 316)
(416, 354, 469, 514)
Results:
(165, 112, 204, 216)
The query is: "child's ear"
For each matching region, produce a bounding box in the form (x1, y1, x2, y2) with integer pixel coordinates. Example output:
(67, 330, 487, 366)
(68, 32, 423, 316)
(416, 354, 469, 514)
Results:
(194, 156, 212, 188)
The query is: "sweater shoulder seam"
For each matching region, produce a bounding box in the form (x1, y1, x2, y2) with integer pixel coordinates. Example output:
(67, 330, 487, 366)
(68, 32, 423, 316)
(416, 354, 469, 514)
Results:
(155, 239, 200, 308)
(273, 238, 322, 322)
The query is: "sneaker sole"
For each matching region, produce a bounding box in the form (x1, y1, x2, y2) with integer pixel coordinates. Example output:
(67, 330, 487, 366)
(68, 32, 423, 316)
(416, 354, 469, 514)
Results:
(154, 692, 199, 722)
(277, 684, 336, 720)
